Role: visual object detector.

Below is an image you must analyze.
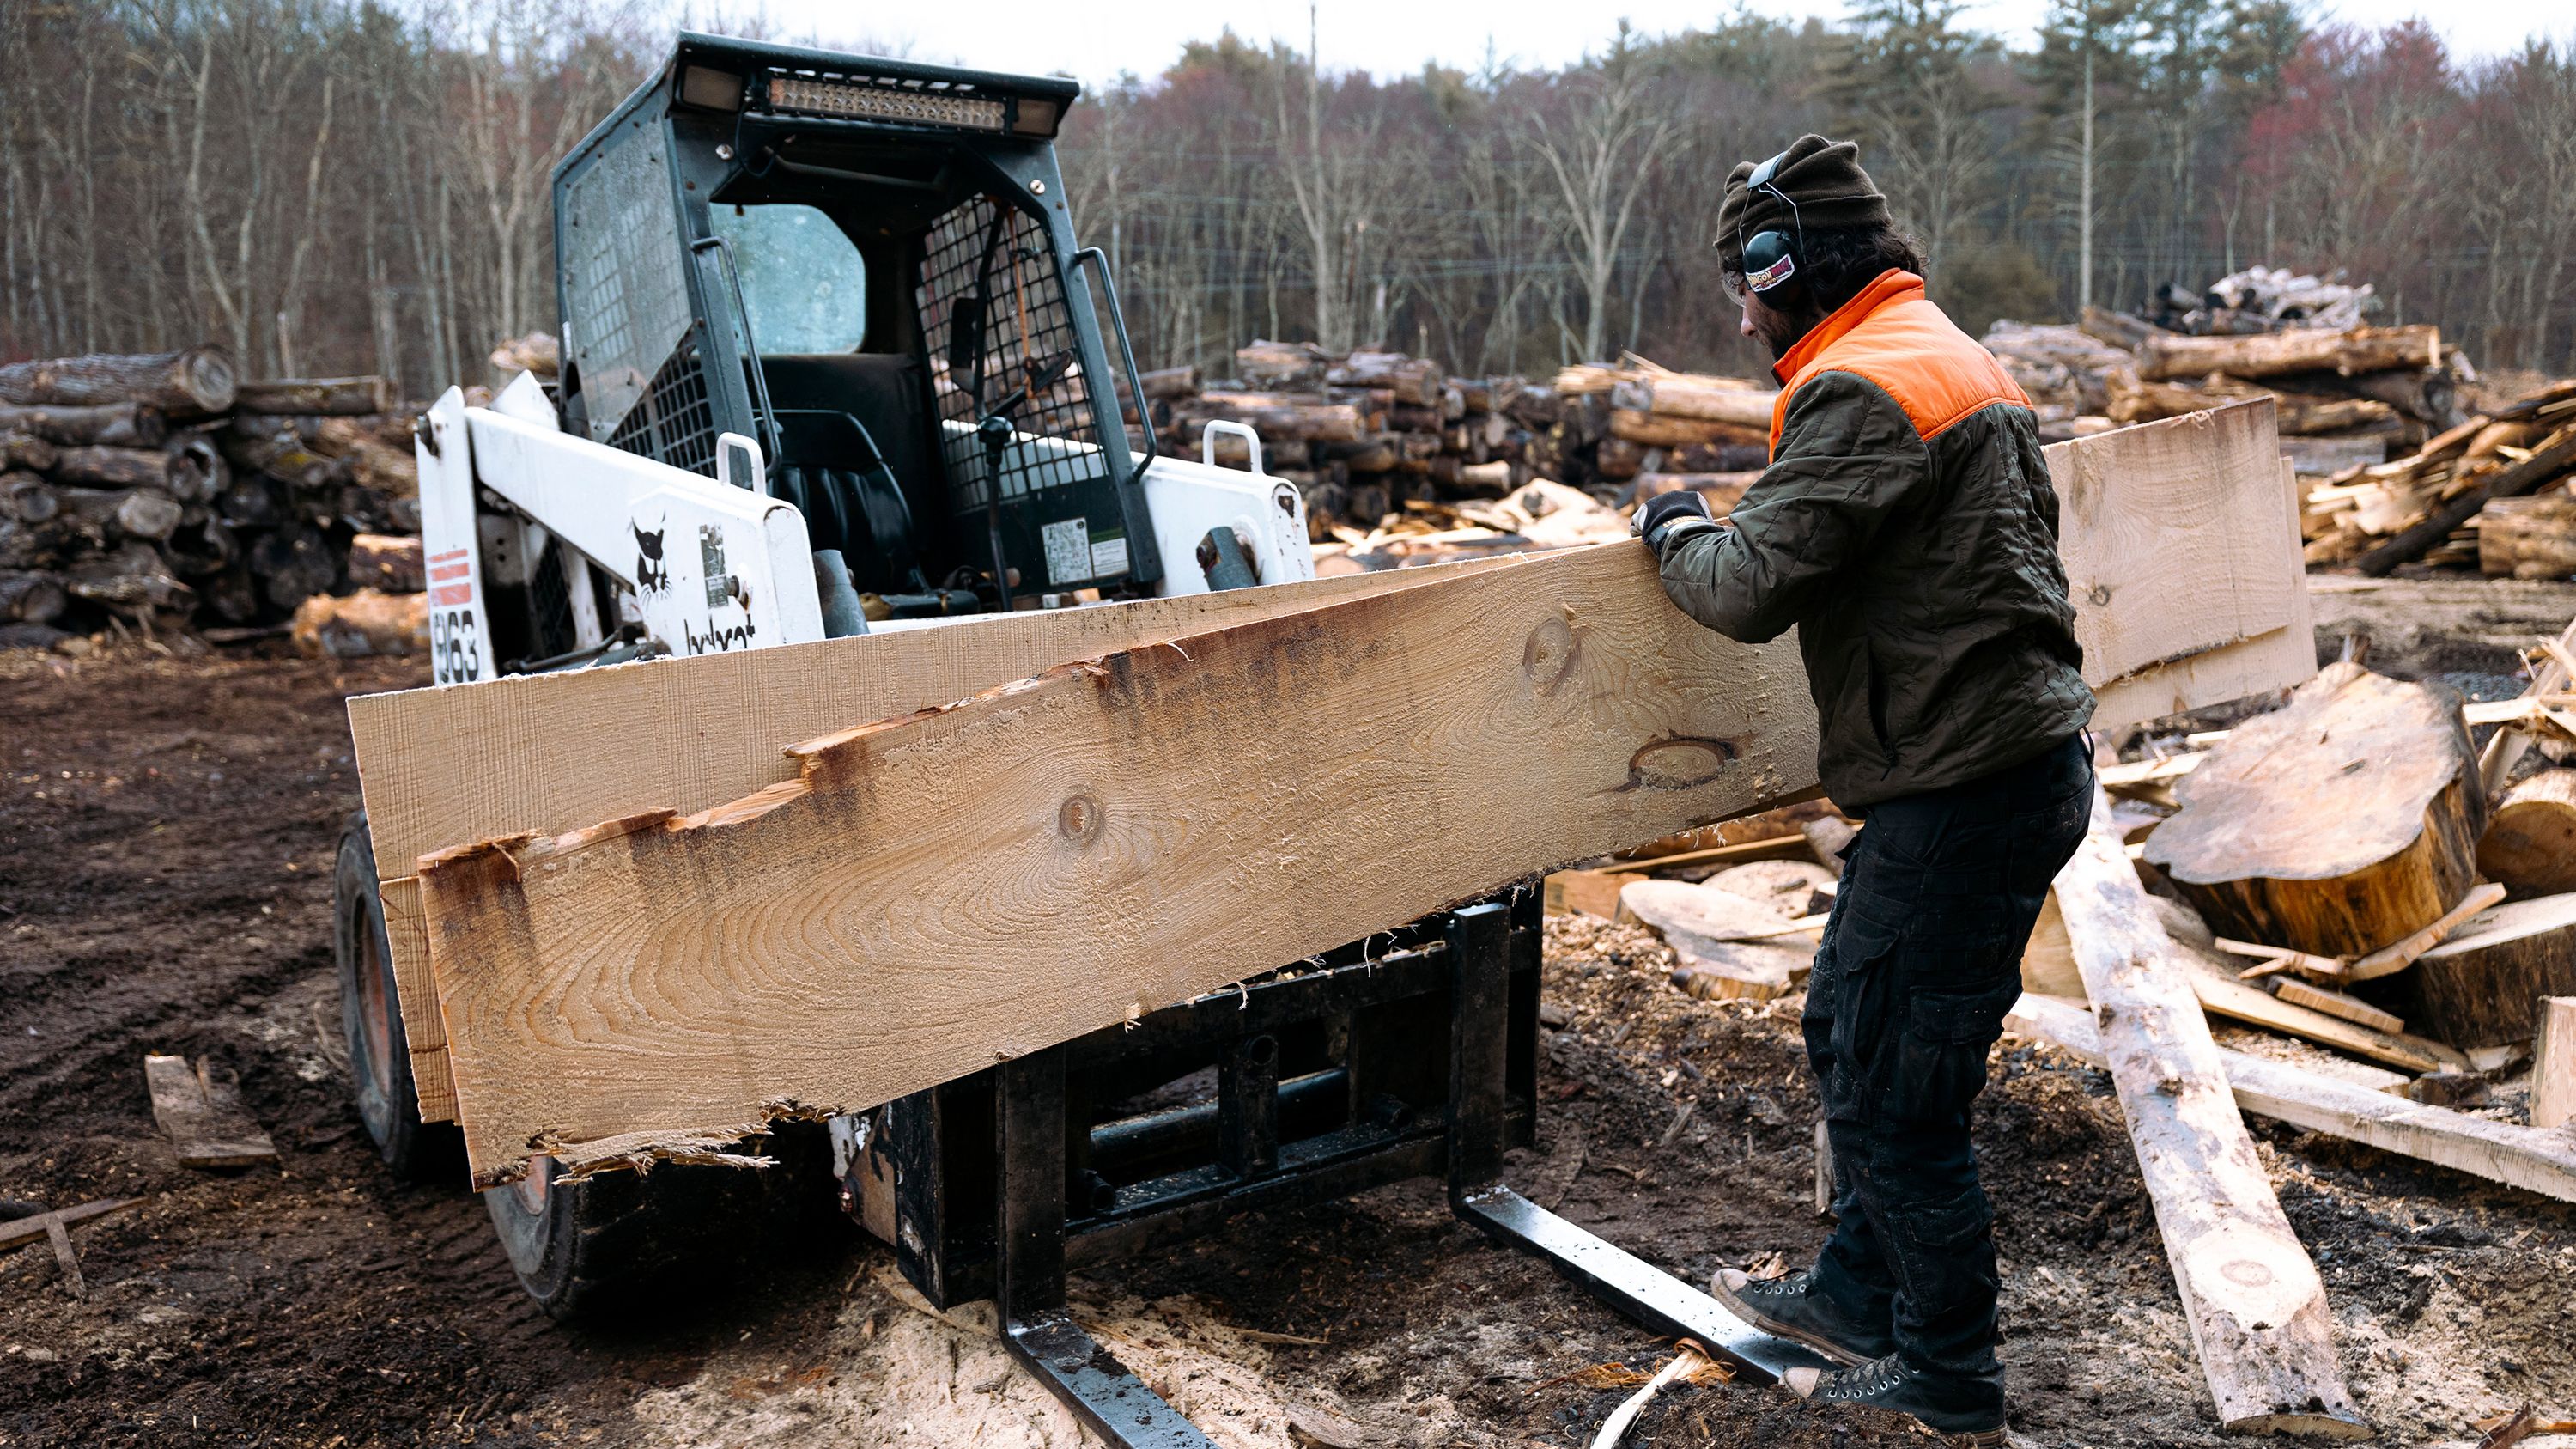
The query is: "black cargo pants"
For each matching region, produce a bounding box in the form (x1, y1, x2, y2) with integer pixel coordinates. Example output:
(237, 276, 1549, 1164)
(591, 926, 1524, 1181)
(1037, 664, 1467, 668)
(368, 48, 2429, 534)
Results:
(1800, 734, 2093, 1387)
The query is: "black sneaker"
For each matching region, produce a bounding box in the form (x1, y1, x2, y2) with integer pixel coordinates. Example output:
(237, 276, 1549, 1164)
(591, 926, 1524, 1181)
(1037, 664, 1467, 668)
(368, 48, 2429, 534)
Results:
(1782, 1353, 2006, 1445)
(1708, 1267, 1893, 1367)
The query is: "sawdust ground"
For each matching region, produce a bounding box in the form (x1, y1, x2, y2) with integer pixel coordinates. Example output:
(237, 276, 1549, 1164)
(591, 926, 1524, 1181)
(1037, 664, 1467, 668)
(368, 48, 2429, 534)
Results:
(5, 607, 2575, 1447)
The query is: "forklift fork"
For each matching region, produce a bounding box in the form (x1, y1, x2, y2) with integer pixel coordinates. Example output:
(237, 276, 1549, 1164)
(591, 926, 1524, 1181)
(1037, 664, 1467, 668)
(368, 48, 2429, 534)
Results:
(984, 901, 1835, 1447)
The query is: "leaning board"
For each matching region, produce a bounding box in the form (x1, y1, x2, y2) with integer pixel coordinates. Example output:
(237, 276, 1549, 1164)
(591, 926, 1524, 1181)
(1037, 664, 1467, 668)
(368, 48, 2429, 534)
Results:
(417, 543, 1824, 1182)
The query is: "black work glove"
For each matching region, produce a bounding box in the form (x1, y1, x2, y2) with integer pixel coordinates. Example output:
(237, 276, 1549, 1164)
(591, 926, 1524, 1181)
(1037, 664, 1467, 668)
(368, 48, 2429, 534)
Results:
(1632, 489, 1717, 551)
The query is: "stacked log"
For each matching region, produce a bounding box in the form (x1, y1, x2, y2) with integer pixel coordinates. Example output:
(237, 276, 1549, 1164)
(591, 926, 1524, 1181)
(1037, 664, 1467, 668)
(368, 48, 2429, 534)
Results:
(1978, 282, 2463, 456)
(0, 344, 417, 647)
(2302, 382, 2576, 572)
(1119, 341, 1568, 548)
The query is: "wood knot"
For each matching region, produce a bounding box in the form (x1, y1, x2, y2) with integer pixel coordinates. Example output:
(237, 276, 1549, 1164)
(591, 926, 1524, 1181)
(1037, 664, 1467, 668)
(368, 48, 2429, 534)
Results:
(1619, 737, 1738, 792)
(1522, 615, 1579, 695)
(1058, 792, 1105, 846)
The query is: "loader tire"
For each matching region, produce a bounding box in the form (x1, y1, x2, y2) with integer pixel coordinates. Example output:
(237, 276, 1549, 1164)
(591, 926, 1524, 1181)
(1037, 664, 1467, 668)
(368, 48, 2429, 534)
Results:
(481, 1124, 841, 1323)
(335, 812, 465, 1184)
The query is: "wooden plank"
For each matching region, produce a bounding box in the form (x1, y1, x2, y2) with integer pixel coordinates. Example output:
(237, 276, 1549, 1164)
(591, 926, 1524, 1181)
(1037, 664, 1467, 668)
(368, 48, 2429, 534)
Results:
(2048, 399, 2302, 686)
(2010, 994, 2576, 1203)
(2271, 978, 2405, 1035)
(360, 402, 2316, 1125)
(2186, 965, 2468, 1075)
(143, 1054, 278, 1168)
(2536, 997, 2576, 1130)
(1541, 868, 1644, 920)
(358, 553, 1534, 1117)
(0, 1197, 141, 1252)
(416, 544, 1828, 1184)
(2046, 793, 2367, 1438)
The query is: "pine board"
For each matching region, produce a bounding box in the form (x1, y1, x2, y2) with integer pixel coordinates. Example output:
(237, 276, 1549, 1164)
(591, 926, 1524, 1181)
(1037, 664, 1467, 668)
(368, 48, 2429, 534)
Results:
(2046, 792, 2366, 1436)
(357, 403, 2316, 1131)
(416, 543, 1827, 1183)
(2047, 399, 2304, 689)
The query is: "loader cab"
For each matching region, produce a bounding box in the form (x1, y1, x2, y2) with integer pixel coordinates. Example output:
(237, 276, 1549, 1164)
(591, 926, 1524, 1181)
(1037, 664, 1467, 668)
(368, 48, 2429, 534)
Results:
(549, 34, 1158, 618)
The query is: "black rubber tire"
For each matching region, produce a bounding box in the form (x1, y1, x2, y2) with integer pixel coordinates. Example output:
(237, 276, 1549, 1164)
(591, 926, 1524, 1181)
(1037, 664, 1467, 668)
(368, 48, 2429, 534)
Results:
(334, 811, 465, 1183)
(484, 1149, 778, 1319)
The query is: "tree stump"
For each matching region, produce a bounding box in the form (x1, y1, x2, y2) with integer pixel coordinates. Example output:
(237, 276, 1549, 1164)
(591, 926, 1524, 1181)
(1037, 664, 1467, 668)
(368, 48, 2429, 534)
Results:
(2145, 662, 2484, 956)
(2477, 770, 2576, 895)
(2398, 895, 2576, 1049)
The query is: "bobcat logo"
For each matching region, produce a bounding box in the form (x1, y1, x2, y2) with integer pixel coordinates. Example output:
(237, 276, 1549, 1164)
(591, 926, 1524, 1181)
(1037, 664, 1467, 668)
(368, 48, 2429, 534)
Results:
(632, 520, 669, 594)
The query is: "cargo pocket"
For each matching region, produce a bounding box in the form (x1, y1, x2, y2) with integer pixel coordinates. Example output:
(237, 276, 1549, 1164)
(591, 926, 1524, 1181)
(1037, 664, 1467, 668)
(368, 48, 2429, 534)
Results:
(1882, 928, 2021, 1127)
(1816, 890, 1905, 1119)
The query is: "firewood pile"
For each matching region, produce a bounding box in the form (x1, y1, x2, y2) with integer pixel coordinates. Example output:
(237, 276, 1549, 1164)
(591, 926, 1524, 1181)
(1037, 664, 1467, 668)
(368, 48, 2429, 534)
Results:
(2300, 381, 2576, 575)
(0, 345, 418, 648)
(1983, 306, 2464, 479)
(1120, 343, 1777, 570)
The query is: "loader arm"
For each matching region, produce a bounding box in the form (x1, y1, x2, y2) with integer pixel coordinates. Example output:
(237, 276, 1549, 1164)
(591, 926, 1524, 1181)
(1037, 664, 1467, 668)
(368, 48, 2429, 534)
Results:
(414, 375, 825, 685)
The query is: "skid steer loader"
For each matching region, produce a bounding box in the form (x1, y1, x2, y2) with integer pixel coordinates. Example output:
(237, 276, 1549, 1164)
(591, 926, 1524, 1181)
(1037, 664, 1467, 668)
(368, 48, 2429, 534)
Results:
(333, 35, 1824, 1446)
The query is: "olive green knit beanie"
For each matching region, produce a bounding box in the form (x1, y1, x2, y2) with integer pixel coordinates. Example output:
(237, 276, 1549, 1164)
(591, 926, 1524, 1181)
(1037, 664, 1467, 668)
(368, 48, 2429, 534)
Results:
(1713, 135, 1893, 274)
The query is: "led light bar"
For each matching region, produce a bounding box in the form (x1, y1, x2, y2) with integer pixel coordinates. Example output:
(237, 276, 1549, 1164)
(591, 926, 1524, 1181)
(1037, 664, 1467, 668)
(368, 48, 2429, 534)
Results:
(766, 75, 1006, 132)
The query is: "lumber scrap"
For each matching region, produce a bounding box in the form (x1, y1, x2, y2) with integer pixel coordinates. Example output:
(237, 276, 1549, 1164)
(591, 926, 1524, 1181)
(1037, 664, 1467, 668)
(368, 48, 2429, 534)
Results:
(2046, 794, 2367, 1438)
(2185, 950, 2466, 1073)
(2535, 998, 2576, 1129)
(414, 544, 1830, 1184)
(2270, 978, 2404, 1034)
(2478, 771, 2576, 894)
(2403, 897, 2576, 1050)
(356, 403, 2317, 1125)
(1543, 868, 1644, 920)
(2009, 993, 2576, 1203)
(2146, 663, 2484, 957)
(0, 1197, 142, 1299)
(2481, 619, 2576, 795)
(143, 1054, 277, 1168)
(1619, 880, 1814, 1001)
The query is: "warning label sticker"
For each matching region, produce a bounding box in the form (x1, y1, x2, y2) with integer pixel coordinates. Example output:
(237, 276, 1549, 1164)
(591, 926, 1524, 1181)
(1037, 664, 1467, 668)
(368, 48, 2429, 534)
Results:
(1089, 532, 1129, 578)
(1041, 517, 1091, 586)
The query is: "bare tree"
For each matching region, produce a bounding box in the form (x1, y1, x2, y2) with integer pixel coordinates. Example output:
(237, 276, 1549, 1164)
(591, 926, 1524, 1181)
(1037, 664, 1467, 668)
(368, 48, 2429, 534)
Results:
(1521, 25, 1674, 362)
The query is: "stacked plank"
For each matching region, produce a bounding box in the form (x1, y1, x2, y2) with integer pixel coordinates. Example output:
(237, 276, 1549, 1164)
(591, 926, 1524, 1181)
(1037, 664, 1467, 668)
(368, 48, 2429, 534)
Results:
(2300, 381, 2576, 573)
(0, 345, 420, 646)
(1117, 344, 1557, 547)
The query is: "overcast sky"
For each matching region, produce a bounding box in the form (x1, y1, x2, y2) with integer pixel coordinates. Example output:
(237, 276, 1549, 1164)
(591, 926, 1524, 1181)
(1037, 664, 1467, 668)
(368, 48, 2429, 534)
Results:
(732, 0, 2567, 84)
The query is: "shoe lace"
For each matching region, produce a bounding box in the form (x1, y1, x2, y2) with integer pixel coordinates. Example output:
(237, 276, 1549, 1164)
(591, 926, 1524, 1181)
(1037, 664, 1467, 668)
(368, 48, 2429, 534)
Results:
(1824, 1354, 1908, 1403)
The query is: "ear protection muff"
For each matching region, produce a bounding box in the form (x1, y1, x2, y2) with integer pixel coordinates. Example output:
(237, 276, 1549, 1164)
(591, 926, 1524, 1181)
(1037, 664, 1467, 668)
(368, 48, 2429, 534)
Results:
(1731, 148, 1806, 301)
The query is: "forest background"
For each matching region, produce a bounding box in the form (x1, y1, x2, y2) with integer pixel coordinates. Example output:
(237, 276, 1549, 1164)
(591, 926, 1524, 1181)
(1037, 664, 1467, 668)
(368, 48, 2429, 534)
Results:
(3, 0, 2569, 393)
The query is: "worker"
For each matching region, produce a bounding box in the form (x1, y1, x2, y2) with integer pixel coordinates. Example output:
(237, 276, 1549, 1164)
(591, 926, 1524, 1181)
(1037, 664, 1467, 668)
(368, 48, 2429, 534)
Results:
(1633, 136, 2096, 1446)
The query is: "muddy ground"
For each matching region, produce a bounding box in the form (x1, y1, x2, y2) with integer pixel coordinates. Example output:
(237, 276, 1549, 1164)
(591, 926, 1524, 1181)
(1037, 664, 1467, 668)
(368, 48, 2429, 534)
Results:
(3, 578, 2574, 1449)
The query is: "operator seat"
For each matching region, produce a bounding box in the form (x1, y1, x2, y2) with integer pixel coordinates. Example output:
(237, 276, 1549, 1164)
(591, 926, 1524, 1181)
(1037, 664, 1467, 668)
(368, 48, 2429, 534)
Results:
(757, 354, 939, 596)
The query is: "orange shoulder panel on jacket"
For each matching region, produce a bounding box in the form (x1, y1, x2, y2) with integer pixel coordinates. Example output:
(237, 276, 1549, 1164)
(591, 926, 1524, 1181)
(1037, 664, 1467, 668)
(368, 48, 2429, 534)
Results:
(1765, 271, 2029, 454)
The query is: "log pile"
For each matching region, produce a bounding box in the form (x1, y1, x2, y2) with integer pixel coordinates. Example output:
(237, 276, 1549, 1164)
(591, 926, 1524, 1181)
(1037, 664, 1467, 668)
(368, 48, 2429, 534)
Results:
(2082, 643, 2576, 1111)
(2300, 381, 2576, 573)
(1118, 344, 1779, 566)
(1982, 307, 2462, 465)
(0, 345, 418, 647)
(1119, 342, 1564, 549)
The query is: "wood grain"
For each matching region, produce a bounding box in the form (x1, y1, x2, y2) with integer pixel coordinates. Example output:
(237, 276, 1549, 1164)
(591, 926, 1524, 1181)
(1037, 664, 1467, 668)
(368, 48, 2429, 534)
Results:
(2047, 793, 2367, 1438)
(2535, 998, 2576, 1130)
(417, 544, 1826, 1184)
(2046, 399, 2301, 688)
(2147, 661, 2484, 956)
